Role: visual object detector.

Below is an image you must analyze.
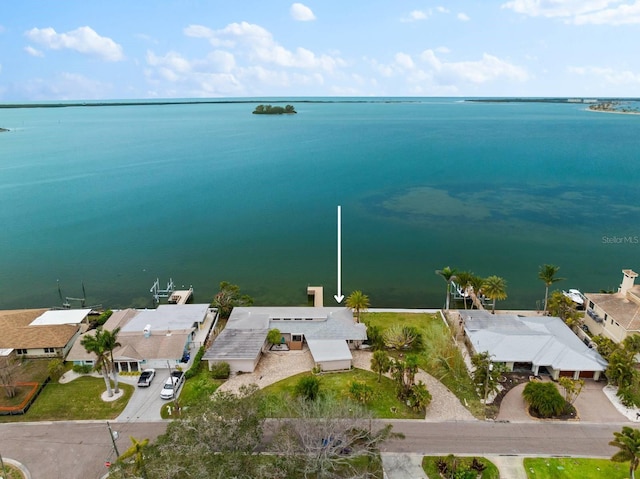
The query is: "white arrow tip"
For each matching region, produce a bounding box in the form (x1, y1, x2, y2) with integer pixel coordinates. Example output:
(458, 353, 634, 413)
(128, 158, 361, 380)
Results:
(334, 294, 344, 303)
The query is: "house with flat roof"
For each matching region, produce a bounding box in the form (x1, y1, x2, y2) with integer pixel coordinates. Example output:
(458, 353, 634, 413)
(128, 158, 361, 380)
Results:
(461, 310, 607, 380)
(67, 304, 214, 371)
(203, 307, 367, 373)
(583, 269, 640, 344)
(0, 309, 87, 359)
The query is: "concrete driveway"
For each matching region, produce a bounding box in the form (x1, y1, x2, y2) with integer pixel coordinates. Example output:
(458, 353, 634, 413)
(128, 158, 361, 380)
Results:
(116, 370, 180, 422)
(497, 379, 631, 423)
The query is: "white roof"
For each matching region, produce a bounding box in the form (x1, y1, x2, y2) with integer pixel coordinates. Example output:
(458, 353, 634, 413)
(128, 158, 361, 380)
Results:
(463, 311, 607, 372)
(0, 348, 14, 356)
(307, 339, 352, 363)
(29, 309, 91, 326)
(120, 304, 210, 333)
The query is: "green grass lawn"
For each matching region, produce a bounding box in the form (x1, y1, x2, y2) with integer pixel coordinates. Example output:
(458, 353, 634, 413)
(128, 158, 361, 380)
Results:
(422, 455, 500, 479)
(0, 377, 133, 422)
(523, 458, 629, 479)
(260, 369, 423, 419)
(362, 312, 483, 417)
(0, 463, 25, 479)
(160, 367, 223, 419)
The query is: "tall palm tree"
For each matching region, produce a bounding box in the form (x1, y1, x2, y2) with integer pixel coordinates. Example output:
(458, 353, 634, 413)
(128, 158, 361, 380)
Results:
(538, 264, 564, 313)
(455, 271, 474, 310)
(80, 329, 113, 397)
(468, 274, 486, 310)
(102, 327, 122, 394)
(346, 290, 370, 323)
(436, 266, 457, 311)
(482, 275, 507, 314)
(610, 426, 640, 479)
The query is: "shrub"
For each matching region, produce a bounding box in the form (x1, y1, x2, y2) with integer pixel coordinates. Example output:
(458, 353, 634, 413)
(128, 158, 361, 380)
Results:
(294, 375, 321, 401)
(348, 381, 373, 404)
(383, 325, 423, 351)
(365, 324, 386, 350)
(522, 381, 566, 418)
(72, 364, 93, 374)
(184, 346, 206, 379)
(210, 362, 231, 380)
(48, 359, 65, 381)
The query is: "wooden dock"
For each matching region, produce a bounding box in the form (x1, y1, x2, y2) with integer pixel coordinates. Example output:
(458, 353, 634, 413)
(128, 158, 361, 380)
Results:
(307, 286, 323, 307)
(168, 287, 193, 305)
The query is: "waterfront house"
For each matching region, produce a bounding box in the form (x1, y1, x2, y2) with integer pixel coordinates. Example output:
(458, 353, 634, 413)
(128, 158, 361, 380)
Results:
(67, 304, 214, 372)
(583, 269, 640, 344)
(461, 310, 607, 380)
(203, 307, 367, 373)
(0, 308, 89, 359)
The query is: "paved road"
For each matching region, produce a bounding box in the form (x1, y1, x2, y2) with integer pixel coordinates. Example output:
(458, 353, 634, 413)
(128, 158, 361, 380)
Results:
(0, 420, 624, 479)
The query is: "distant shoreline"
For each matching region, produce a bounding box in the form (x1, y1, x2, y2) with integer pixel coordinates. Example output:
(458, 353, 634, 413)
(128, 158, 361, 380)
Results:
(0, 127, 9, 132)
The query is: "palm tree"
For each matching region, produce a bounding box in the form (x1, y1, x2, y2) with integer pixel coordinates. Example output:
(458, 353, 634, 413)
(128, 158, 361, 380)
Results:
(468, 274, 485, 310)
(80, 329, 113, 397)
(436, 266, 457, 311)
(538, 264, 564, 313)
(118, 436, 150, 479)
(102, 327, 121, 394)
(482, 275, 507, 314)
(610, 426, 640, 479)
(346, 290, 370, 323)
(455, 271, 474, 310)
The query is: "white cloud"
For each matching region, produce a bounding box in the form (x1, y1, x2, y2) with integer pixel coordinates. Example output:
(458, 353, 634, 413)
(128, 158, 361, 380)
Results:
(407, 10, 429, 21)
(24, 45, 44, 57)
(394, 52, 415, 70)
(436, 6, 450, 14)
(24, 26, 123, 61)
(572, 2, 640, 24)
(290, 3, 316, 21)
(568, 65, 640, 84)
(501, 0, 640, 24)
(458, 12, 471, 21)
(184, 24, 215, 38)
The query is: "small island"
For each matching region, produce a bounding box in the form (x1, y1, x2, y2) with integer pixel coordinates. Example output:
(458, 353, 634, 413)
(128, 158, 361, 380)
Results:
(0, 127, 9, 132)
(253, 104, 297, 115)
(588, 101, 640, 115)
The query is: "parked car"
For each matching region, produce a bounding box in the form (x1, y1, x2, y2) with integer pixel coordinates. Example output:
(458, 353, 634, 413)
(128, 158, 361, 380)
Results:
(160, 371, 185, 400)
(137, 369, 156, 387)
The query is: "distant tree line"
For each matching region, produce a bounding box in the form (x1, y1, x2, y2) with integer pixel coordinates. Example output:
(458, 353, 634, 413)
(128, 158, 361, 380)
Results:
(253, 104, 297, 114)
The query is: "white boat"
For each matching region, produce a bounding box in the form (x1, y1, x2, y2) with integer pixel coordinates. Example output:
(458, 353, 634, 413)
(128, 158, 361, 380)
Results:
(563, 289, 585, 305)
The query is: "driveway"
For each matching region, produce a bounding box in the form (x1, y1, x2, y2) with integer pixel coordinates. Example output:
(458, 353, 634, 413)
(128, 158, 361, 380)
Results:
(116, 370, 181, 422)
(497, 379, 632, 423)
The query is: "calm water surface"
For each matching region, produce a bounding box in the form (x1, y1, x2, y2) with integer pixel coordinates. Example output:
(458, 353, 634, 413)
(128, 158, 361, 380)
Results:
(1, 99, 639, 310)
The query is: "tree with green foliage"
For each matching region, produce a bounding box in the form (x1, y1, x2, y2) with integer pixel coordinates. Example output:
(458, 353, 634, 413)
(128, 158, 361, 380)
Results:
(624, 335, 640, 355)
(470, 352, 505, 401)
(558, 377, 585, 405)
(348, 381, 373, 404)
(592, 335, 620, 361)
(455, 271, 474, 310)
(468, 274, 486, 309)
(610, 426, 640, 479)
(371, 350, 391, 383)
(547, 291, 581, 328)
(391, 355, 420, 401)
(436, 266, 457, 311)
(48, 358, 65, 382)
(407, 381, 432, 412)
(211, 281, 254, 320)
(365, 324, 385, 350)
(482, 275, 507, 313)
(608, 349, 637, 389)
(102, 327, 121, 394)
(267, 328, 282, 347)
(522, 381, 566, 418)
(81, 328, 115, 397)
(295, 375, 322, 401)
(346, 290, 370, 323)
(538, 264, 564, 313)
(117, 437, 150, 479)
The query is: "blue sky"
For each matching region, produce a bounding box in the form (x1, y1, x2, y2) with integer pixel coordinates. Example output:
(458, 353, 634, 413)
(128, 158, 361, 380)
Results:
(1, 1, 639, 100)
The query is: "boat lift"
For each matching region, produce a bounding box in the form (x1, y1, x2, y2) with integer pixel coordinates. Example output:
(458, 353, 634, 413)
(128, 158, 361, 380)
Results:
(150, 278, 175, 303)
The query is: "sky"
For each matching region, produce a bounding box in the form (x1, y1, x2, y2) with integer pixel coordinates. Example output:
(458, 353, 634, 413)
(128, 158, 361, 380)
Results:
(1, 0, 639, 101)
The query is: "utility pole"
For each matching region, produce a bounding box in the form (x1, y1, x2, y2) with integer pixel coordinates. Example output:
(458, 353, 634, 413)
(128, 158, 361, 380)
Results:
(107, 421, 120, 457)
(483, 360, 493, 420)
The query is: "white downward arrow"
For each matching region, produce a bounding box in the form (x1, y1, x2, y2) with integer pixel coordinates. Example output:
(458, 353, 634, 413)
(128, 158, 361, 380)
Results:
(334, 205, 344, 303)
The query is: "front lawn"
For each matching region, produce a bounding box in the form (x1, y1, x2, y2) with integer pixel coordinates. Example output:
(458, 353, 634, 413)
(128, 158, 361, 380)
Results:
(523, 457, 628, 479)
(0, 377, 133, 422)
(160, 367, 223, 419)
(362, 312, 483, 417)
(260, 369, 423, 419)
(422, 455, 500, 479)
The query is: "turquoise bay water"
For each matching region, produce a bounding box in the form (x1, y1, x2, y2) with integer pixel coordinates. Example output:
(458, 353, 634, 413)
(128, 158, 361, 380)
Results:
(1, 99, 639, 310)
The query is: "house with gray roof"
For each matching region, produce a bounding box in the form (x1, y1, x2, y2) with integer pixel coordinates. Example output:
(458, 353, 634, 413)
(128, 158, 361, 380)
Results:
(67, 304, 215, 371)
(461, 310, 607, 380)
(203, 307, 367, 373)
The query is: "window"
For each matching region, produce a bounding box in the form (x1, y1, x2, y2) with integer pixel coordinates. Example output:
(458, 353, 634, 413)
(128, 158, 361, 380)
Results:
(16, 348, 27, 355)
(589, 301, 594, 309)
(292, 334, 302, 342)
(44, 347, 55, 354)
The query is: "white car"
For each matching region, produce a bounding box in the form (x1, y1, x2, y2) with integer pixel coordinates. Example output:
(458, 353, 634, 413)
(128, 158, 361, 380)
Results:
(160, 373, 184, 400)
